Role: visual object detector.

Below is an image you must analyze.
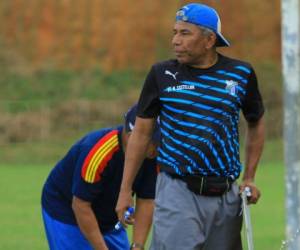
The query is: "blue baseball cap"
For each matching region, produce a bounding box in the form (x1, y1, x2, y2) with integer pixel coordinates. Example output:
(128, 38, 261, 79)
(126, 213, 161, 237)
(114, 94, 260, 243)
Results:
(124, 104, 160, 144)
(176, 3, 230, 47)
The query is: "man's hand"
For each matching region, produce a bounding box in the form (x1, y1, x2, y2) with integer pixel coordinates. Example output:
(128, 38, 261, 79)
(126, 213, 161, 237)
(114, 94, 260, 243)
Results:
(239, 180, 261, 204)
(116, 188, 134, 228)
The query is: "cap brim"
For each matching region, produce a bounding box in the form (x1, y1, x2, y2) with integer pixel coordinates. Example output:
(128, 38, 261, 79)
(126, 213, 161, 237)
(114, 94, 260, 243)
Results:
(216, 33, 230, 47)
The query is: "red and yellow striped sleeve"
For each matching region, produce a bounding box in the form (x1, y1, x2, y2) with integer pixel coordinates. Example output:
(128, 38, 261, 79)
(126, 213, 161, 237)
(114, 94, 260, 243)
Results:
(81, 130, 119, 183)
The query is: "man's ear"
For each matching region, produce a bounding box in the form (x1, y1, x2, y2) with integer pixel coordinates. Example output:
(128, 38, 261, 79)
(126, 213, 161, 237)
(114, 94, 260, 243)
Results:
(206, 33, 217, 49)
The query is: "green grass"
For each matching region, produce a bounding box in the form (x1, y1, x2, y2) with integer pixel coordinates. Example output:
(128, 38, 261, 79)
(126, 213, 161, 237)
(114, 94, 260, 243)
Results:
(0, 138, 285, 249)
(242, 162, 285, 250)
(0, 161, 285, 250)
(239, 138, 285, 249)
(0, 165, 51, 250)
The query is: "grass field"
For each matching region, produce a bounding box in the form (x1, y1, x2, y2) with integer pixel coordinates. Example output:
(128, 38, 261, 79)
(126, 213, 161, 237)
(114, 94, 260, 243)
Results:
(243, 162, 285, 250)
(0, 160, 285, 250)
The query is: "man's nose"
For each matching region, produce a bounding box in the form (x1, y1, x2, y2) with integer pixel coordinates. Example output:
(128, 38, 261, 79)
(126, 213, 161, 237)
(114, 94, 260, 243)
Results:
(172, 34, 181, 46)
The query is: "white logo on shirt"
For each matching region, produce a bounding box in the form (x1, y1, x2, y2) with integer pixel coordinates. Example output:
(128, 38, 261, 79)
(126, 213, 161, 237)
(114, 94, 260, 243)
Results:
(165, 70, 178, 80)
(225, 80, 238, 96)
(165, 85, 195, 92)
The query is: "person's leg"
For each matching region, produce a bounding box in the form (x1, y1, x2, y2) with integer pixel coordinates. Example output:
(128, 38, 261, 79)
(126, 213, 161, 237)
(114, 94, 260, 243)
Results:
(149, 173, 220, 250)
(42, 208, 93, 250)
(203, 184, 243, 250)
(103, 228, 130, 250)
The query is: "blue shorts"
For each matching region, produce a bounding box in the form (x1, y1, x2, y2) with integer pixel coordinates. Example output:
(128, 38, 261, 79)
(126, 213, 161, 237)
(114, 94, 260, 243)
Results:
(42, 208, 130, 250)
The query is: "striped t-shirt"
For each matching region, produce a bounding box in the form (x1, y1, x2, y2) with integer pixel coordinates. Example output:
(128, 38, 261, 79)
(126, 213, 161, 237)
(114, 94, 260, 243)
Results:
(137, 54, 264, 179)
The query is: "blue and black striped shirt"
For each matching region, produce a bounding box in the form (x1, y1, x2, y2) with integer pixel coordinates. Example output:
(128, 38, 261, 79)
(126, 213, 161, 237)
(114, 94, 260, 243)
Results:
(137, 54, 264, 179)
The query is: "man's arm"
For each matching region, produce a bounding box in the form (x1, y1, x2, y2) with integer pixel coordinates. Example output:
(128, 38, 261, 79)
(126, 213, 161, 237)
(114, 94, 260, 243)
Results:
(130, 198, 154, 249)
(240, 116, 265, 204)
(116, 117, 155, 225)
(72, 196, 108, 250)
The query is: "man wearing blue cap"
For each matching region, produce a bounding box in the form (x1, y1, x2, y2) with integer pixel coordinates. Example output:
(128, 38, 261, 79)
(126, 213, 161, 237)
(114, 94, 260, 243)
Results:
(41, 104, 160, 250)
(116, 3, 265, 250)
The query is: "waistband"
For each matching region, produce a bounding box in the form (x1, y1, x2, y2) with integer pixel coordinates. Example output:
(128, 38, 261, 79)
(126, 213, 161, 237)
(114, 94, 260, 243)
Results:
(159, 165, 235, 181)
(159, 165, 235, 196)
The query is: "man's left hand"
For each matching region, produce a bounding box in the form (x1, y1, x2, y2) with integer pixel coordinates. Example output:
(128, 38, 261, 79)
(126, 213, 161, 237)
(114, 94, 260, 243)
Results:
(239, 181, 261, 204)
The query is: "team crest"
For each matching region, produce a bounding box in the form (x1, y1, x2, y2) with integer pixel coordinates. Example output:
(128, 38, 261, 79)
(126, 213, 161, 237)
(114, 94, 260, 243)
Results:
(225, 80, 238, 96)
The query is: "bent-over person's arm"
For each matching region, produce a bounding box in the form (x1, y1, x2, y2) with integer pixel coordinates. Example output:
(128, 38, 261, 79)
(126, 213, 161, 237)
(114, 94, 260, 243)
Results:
(72, 196, 108, 250)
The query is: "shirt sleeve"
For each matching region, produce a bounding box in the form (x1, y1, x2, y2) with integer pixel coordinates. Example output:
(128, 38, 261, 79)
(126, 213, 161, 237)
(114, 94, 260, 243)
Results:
(137, 65, 161, 118)
(72, 146, 103, 202)
(133, 159, 157, 199)
(71, 129, 120, 202)
(242, 67, 265, 122)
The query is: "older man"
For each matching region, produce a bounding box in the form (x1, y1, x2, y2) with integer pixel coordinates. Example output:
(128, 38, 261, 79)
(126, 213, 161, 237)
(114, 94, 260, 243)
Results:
(116, 3, 265, 250)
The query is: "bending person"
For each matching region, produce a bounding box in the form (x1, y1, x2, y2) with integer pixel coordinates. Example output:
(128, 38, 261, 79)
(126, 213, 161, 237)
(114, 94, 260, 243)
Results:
(42, 103, 160, 250)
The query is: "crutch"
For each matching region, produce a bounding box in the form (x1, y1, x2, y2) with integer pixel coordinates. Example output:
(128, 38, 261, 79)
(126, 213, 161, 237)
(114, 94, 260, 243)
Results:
(242, 186, 254, 250)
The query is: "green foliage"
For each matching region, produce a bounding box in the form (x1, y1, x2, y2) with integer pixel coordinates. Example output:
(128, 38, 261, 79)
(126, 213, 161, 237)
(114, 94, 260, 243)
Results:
(1, 68, 144, 104)
(0, 68, 146, 146)
(256, 61, 283, 138)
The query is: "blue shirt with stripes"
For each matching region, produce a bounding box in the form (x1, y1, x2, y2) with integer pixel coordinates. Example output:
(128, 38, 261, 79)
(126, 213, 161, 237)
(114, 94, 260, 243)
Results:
(136, 54, 264, 179)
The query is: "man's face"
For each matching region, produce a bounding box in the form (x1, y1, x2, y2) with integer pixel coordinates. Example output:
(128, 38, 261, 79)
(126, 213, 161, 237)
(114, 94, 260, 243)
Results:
(172, 21, 213, 65)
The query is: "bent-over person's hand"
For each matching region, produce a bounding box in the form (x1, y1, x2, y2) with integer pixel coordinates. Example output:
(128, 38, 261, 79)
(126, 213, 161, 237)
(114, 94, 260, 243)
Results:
(239, 181, 261, 204)
(116, 189, 134, 228)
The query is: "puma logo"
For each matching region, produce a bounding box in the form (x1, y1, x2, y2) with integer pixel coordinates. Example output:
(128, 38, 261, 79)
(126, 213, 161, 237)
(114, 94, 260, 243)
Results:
(165, 70, 178, 80)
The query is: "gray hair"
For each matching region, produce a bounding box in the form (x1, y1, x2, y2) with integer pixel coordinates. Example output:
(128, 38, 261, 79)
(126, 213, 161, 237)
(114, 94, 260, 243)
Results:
(198, 26, 215, 37)
(198, 26, 217, 47)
